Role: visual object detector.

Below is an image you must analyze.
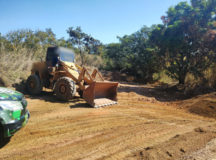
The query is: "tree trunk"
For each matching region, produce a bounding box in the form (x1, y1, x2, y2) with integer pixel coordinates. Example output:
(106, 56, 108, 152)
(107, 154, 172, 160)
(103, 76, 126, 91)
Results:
(80, 51, 84, 66)
(178, 73, 186, 84)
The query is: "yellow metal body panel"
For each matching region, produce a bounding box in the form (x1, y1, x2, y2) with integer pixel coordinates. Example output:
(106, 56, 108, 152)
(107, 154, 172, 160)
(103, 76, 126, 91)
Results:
(63, 61, 80, 80)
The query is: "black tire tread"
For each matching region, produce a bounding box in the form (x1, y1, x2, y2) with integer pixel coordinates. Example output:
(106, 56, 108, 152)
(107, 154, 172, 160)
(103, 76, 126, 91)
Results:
(0, 124, 4, 143)
(26, 75, 42, 95)
(54, 77, 76, 101)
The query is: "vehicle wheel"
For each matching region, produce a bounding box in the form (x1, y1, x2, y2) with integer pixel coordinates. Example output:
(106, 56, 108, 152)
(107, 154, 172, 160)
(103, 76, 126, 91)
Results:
(0, 124, 3, 139)
(26, 75, 42, 95)
(0, 124, 5, 144)
(54, 77, 76, 101)
(0, 124, 10, 148)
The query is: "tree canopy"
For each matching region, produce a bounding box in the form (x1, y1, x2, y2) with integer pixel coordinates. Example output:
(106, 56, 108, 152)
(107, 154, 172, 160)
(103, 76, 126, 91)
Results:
(1, 0, 216, 85)
(149, 0, 216, 84)
(104, 26, 159, 82)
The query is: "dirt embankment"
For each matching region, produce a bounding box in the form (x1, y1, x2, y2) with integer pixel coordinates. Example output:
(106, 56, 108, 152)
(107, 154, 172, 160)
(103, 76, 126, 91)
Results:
(118, 83, 216, 119)
(0, 83, 216, 160)
(128, 126, 216, 160)
(176, 93, 216, 119)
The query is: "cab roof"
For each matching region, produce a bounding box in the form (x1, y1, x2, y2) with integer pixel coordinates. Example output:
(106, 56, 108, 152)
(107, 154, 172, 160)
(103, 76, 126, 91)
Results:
(46, 47, 75, 62)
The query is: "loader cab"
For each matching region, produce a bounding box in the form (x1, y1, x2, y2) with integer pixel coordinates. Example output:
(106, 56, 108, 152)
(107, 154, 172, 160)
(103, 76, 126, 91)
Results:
(46, 47, 75, 67)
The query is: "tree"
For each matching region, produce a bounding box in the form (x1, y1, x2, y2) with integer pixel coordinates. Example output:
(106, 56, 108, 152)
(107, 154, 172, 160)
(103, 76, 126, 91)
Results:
(151, 0, 216, 84)
(0, 33, 6, 50)
(56, 37, 73, 49)
(6, 30, 27, 51)
(67, 26, 102, 66)
(104, 43, 122, 70)
(2, 29, 57, 53)
(104, 26, 159, 82)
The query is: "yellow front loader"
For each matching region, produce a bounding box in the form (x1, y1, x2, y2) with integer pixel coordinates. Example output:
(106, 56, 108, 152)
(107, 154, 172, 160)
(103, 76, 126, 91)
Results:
(26, 47, 118, 108)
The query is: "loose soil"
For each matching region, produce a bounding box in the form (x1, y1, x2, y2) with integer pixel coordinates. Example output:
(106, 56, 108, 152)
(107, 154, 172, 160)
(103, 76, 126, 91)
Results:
(0, 83, 216, 160)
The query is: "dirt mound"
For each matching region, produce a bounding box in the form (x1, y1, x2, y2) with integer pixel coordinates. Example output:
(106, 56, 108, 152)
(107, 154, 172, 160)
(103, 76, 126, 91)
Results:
(181, 138, 216, 160)
(127, 126, 216, 160)
(176, 92, 216, 119)
(118, 83, 216, 119)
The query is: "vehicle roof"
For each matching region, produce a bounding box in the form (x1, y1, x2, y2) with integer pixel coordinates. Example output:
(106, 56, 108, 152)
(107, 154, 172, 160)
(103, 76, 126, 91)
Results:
(46, 46, 75, 62)
(0, 87, 23, 101)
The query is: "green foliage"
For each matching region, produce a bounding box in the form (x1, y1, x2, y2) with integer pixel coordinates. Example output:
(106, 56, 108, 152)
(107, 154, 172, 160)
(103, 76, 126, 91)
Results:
(151, 0, 216, 84)
(1, 0, 216, 86)
(4, 29, 56, 52)
(104, 0, 216, 84)
(104, 26, 160, 82)
(67, 26, 103, 66)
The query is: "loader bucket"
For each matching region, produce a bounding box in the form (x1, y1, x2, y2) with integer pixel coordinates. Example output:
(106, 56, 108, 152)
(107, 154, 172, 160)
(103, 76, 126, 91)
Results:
(83, 82, 118, 108)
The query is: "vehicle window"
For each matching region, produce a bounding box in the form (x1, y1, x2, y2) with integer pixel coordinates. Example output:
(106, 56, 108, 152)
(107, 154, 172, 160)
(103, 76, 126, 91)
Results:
(59, 51, 75, 62)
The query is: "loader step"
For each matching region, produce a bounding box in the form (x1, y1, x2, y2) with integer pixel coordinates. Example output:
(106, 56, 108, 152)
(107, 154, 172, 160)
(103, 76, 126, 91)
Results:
(93, 98, 117, 108)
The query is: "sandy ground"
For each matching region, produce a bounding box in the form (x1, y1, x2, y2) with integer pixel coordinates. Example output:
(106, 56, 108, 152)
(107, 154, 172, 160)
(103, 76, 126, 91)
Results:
(0, 83, 216, 160)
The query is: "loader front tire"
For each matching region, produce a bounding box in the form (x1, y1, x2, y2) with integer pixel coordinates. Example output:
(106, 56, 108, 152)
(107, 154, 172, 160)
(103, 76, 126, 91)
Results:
(26, 75, 42, 95)
(54, 77, 76, 101)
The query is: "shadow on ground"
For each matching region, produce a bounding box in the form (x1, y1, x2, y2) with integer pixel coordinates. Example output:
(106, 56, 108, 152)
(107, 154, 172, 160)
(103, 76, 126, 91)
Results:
(69, 102, 92, 109)
(0, 138, 10, 149)
(25, 91, 66, 103)
(12, 80, 27, 94)
(12, 81, 216, 115)
(23, 90, 91, 109)
(118, 83, 215, 102)
(12, 81, 93, 108)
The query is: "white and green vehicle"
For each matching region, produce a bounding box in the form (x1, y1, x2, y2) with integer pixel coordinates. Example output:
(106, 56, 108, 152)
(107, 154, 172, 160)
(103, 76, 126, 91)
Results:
(0, 87, 30, 140)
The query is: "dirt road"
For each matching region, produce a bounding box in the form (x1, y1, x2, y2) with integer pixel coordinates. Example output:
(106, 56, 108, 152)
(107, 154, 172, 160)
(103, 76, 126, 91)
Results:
(0, 83, 216, 160)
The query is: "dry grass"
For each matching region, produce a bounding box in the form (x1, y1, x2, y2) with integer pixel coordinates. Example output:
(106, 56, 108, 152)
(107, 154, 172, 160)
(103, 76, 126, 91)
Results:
(153, 68, 216, 94)
(75, 53, 104, 69)
(0, 46, 104, 87)
(203, 65, 216, 88)
(153, 70, 176, 84)
(184, 65, 216, 90)
(0, 47, 44, 87)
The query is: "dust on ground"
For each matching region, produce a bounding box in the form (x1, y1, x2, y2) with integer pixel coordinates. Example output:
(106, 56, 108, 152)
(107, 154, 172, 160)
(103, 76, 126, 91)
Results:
(0, 83, 216, 160)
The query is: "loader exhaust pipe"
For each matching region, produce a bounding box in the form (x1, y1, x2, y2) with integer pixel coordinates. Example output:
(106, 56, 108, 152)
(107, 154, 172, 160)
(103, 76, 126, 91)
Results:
(83, 82, 118, 108)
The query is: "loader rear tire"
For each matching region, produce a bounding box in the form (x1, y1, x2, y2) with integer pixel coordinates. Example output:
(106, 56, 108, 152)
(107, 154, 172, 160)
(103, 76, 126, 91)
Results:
(26, 75, 42, 95)
(54, 77, 76, 101)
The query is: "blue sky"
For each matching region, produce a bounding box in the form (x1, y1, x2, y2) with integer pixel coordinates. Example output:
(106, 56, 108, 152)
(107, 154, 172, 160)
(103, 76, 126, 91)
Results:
(0, 0, 189, 44)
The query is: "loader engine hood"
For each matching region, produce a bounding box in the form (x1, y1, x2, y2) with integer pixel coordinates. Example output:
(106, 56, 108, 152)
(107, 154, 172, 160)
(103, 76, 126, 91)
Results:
(61, 61, 80, 79)
(0, 87, 23, 101)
